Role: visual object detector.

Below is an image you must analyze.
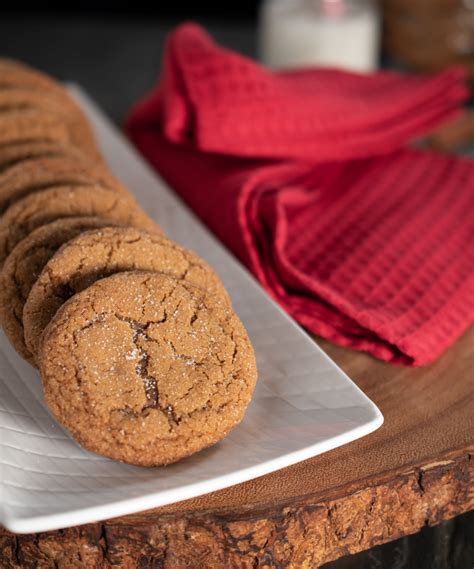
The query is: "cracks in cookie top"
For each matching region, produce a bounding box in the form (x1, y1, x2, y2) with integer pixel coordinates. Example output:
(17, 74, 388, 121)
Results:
(39, 271, 257, 466)
(118, 317, 161, 409)
(114, 304, 183, 429)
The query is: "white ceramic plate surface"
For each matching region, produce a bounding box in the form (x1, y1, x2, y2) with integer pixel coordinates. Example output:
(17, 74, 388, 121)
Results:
(0, 87, 383, 534)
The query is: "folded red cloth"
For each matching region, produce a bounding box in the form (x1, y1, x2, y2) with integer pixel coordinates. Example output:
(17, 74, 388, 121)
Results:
(152, 23, 467, 162)
(127, 23, 474, 365)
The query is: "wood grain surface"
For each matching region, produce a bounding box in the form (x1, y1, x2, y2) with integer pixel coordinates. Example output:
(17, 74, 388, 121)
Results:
(1, 326, 472, 568)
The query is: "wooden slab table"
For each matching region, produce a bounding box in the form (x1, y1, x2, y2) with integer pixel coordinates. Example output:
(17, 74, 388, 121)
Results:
(1, 326, 472, 568)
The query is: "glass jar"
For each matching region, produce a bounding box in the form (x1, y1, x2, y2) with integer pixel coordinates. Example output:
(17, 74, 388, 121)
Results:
(259, 0, 380, 71)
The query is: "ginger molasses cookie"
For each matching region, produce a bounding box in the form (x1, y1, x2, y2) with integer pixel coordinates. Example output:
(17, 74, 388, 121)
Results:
(0, 141, 92, 173)
(0, 155, 128, 213)
(0, 217, 119, 363)
(39, 271, 257, 466)
(0, 184, 161, 266)
(0, 89, 99, 159)
(23, 227, 229, 360)
(0, 109, 70, 147)
(0, 59, 101, 159)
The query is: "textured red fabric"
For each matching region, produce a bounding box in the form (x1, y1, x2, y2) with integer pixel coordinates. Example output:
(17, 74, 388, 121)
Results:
(127, 23, 474, 366)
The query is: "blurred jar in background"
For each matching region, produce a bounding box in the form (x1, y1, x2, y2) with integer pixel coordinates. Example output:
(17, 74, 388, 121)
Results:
(259, 0, 380, 72)
(383, 0, 474, 81)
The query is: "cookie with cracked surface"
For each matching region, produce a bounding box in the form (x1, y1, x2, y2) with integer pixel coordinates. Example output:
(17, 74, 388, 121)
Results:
(0, 155, 128, 213)
(39, 271, 257, 466)
(0, 59, 101, 160)
(0, 141, 92, 173)
(0, 184, 161, 266)
(0, 89, 100, 160)
(0, 217, 121, 364)
(0, 109, 70, 147)
(23, 226, 229, 361)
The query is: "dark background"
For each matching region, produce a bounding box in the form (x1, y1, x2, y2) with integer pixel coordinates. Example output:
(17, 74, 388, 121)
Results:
(0, 6, 472, 568)
(2, 3, 260, 17)
(0, 14, 258, 126)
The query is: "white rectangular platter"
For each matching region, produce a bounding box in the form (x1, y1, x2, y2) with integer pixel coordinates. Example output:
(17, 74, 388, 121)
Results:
(0, 86, 383, 534)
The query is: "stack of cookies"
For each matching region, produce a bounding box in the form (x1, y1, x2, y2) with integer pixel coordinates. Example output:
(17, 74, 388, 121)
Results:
(0, 59, 257, 466)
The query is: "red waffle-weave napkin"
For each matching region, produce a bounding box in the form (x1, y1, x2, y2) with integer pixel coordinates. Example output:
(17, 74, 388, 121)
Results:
(127, 23, 474, 365)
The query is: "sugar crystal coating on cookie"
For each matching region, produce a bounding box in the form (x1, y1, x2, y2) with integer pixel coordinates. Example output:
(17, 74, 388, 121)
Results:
(0, 184, 161, 265)
(0, 155, 128, 213)
(24, 226, 229, 361)
(39, 271, 257, 466)
(0, 217, 122, 363)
